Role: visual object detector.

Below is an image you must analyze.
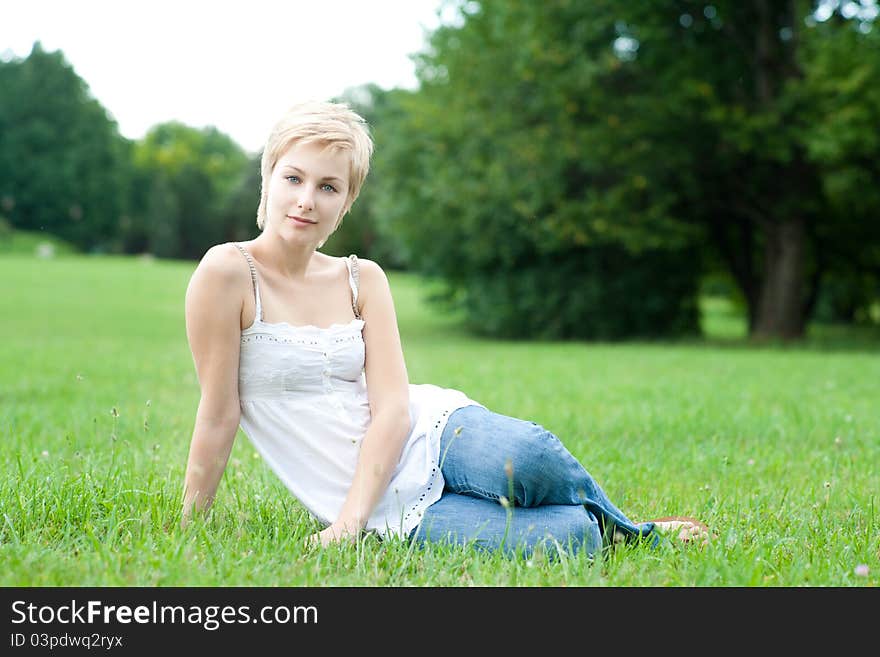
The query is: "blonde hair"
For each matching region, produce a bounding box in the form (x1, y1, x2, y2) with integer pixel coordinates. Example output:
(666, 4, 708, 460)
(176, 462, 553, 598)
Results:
(256, 100, 373, 230)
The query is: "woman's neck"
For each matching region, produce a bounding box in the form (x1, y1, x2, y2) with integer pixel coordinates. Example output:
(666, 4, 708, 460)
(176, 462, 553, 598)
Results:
(249, 233, 326, 280)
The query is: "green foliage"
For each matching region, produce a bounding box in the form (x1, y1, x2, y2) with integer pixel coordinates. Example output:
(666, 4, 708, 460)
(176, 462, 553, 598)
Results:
(127, 122, 252, 259)
(371, 0, 880, 339)
(0, 43, 132, 253)
(800, 17, 880, 323)
(440, 246, 700, 340)
(0, 42, 258, 261)
(373, 1, 702, 339)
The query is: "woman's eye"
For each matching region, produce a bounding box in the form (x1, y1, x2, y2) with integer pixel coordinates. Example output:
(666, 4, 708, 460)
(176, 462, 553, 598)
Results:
(286, 175, 301, 184)
(321, 183, 337, 193)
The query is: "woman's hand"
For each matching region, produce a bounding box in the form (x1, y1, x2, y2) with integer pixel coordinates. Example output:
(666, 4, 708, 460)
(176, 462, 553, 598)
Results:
(308, 523, 361, 548)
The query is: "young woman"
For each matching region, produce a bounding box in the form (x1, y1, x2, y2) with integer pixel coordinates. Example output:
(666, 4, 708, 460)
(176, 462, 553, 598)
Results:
(181, 100, 708, 557)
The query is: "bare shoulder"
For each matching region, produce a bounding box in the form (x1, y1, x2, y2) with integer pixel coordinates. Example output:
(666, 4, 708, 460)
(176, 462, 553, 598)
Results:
(186, 243, 252, 318)
(354, 257, 389, 288)
(354, 258, 397, 320)
(193, 243, 251, 284)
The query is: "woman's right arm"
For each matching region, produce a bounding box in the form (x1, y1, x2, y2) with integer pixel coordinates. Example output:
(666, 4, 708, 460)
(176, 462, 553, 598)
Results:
(180, 245, 246, 528)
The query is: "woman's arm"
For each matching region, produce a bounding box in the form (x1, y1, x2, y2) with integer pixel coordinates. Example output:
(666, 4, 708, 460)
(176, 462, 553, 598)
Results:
(318, 259, 412, 543)
(180, 245, 247, 528)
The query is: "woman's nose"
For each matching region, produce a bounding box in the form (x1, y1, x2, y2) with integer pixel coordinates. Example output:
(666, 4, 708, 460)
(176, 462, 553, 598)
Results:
(297, 188, 315, 211)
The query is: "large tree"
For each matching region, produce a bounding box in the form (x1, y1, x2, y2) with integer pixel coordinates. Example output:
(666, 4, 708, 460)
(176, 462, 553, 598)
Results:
(375, 3, 704, 339)
(0, 42, 131, 252)
(383, 0, 879, 339)
(615, 0, 880, 337)
(128, 122, 250, 259)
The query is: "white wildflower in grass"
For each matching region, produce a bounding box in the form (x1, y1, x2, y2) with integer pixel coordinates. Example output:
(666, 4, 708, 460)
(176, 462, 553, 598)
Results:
(41, 450, 49, 458)
(854, 564, 869, 577)
(747, 459, 755, 466)
(834, 436, 841, 445)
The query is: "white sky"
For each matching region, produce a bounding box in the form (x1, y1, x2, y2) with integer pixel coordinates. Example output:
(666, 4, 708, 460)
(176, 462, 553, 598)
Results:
(2, 0, 450, 154)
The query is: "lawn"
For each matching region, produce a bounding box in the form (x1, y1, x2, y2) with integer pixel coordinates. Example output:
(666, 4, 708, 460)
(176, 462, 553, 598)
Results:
(0, 252, 877, 586)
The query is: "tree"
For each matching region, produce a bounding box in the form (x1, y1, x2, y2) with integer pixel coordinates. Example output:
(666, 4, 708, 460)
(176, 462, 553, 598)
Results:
(382, 0, 880, 339)
(374, 1, 702, 339)
(801, 10, 880, 324)
(612, 0, 880, 338)
(0, 42, 131, 252)
(128, 122, 250, 259)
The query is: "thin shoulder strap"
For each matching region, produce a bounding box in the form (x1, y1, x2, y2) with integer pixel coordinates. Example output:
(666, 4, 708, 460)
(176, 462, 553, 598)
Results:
(233, 243, 263, 322)
(344, 254, 362, 320)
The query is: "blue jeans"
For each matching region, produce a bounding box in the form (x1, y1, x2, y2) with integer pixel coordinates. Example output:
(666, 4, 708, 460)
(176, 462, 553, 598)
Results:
(410, 405, 656, 558)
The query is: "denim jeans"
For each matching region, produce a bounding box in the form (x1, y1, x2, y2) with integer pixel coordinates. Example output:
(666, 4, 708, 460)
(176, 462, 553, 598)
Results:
(410, 405, 656, 558)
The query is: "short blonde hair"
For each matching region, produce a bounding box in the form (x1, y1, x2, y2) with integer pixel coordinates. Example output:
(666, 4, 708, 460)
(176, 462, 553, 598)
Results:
(256, 100, 373, 230)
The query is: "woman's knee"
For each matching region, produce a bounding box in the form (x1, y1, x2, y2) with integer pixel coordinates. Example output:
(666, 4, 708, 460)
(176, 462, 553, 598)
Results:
(541, 506, 602, 555)
(500, 505, 602, 558)
(506, 425, 582, 503)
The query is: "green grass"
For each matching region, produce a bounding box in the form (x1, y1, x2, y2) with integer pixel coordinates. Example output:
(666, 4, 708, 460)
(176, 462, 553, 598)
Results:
(0, 227, 78, 256)
(1, 252, 878, 586)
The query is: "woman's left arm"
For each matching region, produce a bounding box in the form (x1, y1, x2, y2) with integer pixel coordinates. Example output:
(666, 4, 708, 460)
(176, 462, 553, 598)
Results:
(315, 259, 412, 545)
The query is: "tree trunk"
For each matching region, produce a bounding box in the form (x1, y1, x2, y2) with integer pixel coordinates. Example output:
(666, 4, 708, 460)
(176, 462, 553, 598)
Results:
(747, 0, 809, 340)
(751, 217, 807, 339)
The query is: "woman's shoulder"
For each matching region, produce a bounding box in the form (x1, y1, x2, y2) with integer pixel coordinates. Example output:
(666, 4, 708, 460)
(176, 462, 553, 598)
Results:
(192, 242, 252, 286)
(351, 258, 393, 310)
(351, 257, 385, 281)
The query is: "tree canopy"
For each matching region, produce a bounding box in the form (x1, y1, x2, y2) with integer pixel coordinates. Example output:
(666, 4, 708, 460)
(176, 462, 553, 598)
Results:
(0, 43, 130, 252)
(366, 0, 880, 339)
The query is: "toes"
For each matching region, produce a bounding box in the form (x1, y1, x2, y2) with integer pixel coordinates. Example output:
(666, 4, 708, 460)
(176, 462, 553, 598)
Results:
(647, 516, 711, 546)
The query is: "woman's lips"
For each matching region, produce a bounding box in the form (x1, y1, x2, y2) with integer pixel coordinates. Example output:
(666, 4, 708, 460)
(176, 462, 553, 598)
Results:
(288, 215, 317, 225)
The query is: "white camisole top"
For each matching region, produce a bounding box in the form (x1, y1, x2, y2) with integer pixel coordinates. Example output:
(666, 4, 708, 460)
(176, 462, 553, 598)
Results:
(233, 243, 481, 538)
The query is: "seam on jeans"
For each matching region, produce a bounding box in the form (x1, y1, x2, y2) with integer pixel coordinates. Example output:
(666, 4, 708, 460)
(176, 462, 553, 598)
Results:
(456, 486, 501, 502)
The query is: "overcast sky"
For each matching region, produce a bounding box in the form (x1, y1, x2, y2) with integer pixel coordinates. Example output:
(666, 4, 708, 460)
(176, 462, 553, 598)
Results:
(2, 0, 450, 153)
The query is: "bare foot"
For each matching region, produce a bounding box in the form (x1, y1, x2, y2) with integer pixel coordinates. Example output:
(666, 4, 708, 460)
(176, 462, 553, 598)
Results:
(647, 516, 711, 547)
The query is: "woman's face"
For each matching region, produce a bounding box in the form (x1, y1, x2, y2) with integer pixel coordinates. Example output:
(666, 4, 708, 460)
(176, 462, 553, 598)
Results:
(265, 140, 351, 249)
